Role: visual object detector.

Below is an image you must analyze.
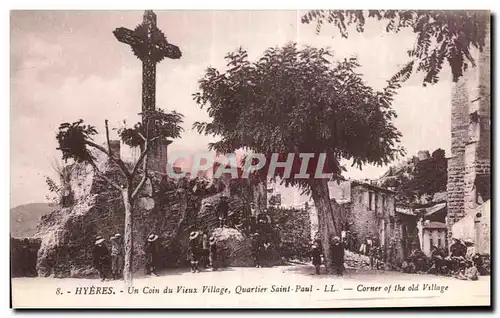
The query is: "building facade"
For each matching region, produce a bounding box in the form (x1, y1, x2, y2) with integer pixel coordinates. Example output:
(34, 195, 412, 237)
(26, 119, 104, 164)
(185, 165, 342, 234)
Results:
(329, 181, 415, 264)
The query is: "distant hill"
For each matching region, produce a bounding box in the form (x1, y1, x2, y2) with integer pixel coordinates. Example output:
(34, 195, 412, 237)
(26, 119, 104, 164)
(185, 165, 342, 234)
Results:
(10, 203, 57, 238)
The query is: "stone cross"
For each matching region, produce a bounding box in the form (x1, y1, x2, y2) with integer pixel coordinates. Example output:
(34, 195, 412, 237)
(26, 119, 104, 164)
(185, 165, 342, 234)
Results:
(113, 10, 181, 134)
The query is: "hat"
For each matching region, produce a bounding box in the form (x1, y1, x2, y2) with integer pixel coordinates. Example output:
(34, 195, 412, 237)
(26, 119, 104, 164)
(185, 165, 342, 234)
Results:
(465, 238, 474, 245)
(209, 236, 216, 245)
(312, 244, 317, 249)
(110, 236, 117, 241)
(95, 237, 105, 245)
(95, 235, 103, 241)
(189, 231, 200, 240)
(114, 233, 122, 238)
(147, 234, 159, 242)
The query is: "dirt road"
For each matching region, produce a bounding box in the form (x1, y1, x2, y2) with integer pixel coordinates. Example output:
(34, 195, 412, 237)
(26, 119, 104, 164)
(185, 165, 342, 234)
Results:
(12, 265, 490, 308)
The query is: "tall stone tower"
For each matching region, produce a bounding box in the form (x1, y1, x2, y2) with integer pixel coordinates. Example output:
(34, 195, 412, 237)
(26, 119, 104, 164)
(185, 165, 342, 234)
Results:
(148, 139, 172, 173)
(447, 15, 491, 238)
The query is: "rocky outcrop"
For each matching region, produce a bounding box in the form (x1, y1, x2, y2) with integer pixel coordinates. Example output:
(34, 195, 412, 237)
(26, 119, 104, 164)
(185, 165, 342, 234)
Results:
(34, 155, 284, 277)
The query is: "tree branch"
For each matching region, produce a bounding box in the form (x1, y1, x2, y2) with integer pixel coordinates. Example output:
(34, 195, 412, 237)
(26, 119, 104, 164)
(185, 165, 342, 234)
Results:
(88, 159, 122, 191)
(86, 140, 131, 178)
(105, 119, 112, 155)
(131, 151, 148, 200)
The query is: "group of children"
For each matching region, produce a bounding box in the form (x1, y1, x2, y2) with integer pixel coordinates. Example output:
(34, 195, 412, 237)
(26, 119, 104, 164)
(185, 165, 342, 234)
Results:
(187, 231, 218, 273)
(92, 233, 124, 281)
(310, 235, 346, 276)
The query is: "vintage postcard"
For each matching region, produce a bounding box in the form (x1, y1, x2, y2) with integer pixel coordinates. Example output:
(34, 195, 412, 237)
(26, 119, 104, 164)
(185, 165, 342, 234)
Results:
(10, 9, 491, 309)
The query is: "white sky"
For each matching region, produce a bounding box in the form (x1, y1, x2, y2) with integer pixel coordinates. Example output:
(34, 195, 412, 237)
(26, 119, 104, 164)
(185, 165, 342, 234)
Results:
(10, 10, 453, 207)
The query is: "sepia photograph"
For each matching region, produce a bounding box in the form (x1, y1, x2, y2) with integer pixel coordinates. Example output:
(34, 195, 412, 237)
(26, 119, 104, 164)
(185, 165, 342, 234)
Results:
(10, 9, 491, 309)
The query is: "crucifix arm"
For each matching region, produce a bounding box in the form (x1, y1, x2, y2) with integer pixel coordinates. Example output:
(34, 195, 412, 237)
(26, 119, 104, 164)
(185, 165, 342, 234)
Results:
(88, 159, 122, 192)
(85, 141, 131, 178)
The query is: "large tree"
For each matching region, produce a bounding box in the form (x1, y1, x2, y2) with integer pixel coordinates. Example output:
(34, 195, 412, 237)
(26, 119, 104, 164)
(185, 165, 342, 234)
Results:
(193, 44, 405, 271)
(56, 109, 183, 284)
(302, 10, 489, 85)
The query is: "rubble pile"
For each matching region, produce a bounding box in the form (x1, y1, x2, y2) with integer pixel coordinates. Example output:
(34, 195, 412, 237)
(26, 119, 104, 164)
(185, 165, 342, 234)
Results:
(344, 250, 371, 269)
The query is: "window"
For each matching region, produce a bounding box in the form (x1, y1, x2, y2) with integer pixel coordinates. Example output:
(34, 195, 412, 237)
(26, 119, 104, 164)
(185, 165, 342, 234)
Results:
(368, 192, 373, 210)
(437, 238, 442, 248)
(429, 238, 434, 248)
(374, 194, 378, 212)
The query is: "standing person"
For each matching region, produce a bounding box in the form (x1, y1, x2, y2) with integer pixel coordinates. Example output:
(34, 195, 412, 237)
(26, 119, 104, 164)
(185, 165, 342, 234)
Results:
(145, 233, 160, 276)
(209, 235, 218, 271)
(201, 232, 210, 269)
(366, 237, 373, 256)
(310, 244, 323, 275)
(359, 239, 367, 255)
(465, 239, 475, 260)
(188, 231, 201, 273)
(352, 233, 359, 253)
(330, 236, 345, 276)
(92, 236, 111, 282)
(110, 234, 123, 279)
(369, 241, 378, 269)
(345, 231, 352, 251)
(216, 196, 229, 228)
(251, 232, 262, 268)
(113, 233, 124, 279)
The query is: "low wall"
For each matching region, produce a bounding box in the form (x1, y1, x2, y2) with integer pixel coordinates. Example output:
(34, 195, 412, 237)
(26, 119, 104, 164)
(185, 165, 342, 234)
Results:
(11, 237, 41, 277)
(268, 206, 311, 259)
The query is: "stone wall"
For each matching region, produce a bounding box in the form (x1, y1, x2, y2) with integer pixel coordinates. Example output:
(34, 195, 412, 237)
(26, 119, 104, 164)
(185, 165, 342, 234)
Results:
(268, 206, 311, 259)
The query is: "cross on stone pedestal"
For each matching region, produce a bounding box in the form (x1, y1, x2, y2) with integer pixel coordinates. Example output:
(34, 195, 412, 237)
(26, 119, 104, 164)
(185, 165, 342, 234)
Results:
(114, 10, 180, 171)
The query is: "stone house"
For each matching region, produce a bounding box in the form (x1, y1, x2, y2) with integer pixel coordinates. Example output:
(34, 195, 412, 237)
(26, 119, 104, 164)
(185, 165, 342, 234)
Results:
(329, 180, 416, 264)
(415, 202, 448, 257)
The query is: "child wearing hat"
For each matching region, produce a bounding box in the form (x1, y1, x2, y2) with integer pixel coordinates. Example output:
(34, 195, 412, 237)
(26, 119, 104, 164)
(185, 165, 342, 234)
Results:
(310, 244, 323, 275)
(209, 235, 218, 271)
(188, 231, 201, 273)
(92, 236, 111, 281)
(110, 233, 124, 279)
(201, 232, 210, 269)
(250, 232, 262, 268)
(145, 233, 160, 276)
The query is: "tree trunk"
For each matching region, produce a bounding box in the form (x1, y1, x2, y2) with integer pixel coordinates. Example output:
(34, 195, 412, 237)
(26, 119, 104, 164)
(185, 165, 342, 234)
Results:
(253, 178, 267, 215)
(310, 178, 340, 273)
(122, 188, 134, 286)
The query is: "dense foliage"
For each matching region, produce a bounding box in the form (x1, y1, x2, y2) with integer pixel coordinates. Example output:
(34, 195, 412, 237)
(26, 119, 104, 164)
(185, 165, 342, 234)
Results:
(302, 10, 489, 85)
(380, 148, 447, 207)
(193, 43, 405, 192)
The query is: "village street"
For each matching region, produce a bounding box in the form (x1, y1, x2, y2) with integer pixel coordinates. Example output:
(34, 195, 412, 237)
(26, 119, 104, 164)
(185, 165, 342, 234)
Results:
(12, 265, 490, 308)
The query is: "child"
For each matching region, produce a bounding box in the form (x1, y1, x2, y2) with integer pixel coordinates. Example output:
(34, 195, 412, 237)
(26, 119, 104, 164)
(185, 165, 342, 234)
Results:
(310, 244, 322, 275)
(209, 235, 218, 271)
(188, 231, 201, 273)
